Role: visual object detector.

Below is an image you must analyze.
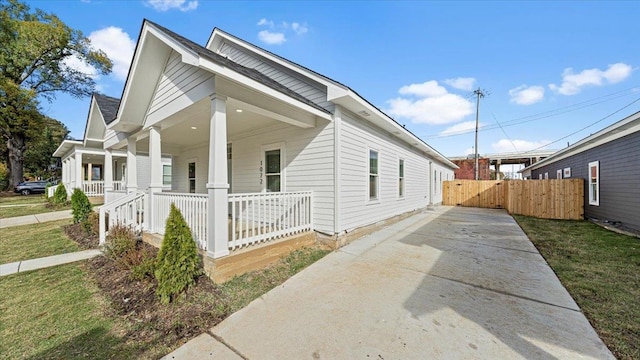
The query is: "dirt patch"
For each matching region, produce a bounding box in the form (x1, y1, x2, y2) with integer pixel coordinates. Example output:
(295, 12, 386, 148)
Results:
(63, 223, 99, 249)
(86, 243, 229, 349)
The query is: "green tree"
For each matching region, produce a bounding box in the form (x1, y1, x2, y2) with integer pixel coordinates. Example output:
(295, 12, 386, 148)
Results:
(24, 117, 69, 178)
(70, 188, 91, 224)
(155, 204, 202, 304)
(0, 0, 112, 189)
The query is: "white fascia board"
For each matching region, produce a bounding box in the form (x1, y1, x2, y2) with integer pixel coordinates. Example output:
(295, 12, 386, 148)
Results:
(207, 29, 345, 91)
(53, 140, 83, 157)
(522, 111, 640, 172)
(104, 131, 130, 150)
(83, 97, 98, 147)
(199, 57, 332, 121)
(74, 145, 106, 156)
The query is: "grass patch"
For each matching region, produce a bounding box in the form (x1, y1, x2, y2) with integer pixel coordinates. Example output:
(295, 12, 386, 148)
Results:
(0, 204, 70, 219)
(514, 215, 639, 360)
(0, 194, 45, 205)
(0, 244, 330, 359)
(0, 264, 135, 359)
(0, 219, 78, 264)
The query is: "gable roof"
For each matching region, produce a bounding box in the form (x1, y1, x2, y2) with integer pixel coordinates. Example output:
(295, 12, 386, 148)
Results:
(94, 93, 120, 124)
(521, 110, 640, 172)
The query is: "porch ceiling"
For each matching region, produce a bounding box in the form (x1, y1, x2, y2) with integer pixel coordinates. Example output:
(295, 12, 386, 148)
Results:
(134, 97, 281, 152)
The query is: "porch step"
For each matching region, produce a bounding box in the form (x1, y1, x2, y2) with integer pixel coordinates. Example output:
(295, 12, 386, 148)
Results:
(141, 231, 319, 284)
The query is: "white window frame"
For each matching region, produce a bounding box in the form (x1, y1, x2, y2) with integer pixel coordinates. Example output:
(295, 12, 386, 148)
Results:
(398, 158, 405, 198)
(564, 167, 571, 178)
(261, 142, 285, 193)
(187, 158, 197, 193)
(588, 161, 599, 206)
(556, 169, 562, 179)
(544, 172, 549, 180)
(538, 174, 543, 180)
(368, 148, 379, 201)
(163, 165, 172, 185)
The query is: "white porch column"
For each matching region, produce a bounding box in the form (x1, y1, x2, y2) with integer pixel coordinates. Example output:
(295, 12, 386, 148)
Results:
(206, 94, 229, 258)
(104, 149, 113, 201)
(61, 159, 67, 183)
(69, 156, 75, 189)
(75, 152, 83, 190)
(126, 137, 138, 193)
(148, 126, 163, 232)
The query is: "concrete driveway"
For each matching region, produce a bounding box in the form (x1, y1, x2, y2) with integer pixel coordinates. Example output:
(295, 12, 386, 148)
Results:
(165, 206, 613, 359)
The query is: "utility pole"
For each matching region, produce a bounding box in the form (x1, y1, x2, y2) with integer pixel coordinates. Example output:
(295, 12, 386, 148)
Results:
(473, 88, 485, 180)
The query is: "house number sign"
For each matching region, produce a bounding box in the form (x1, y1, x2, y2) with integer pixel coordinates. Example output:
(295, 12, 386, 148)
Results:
(259, 160, 263, 184)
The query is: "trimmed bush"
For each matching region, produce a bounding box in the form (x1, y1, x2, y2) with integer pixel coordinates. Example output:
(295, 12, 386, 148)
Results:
(71, 188, 92, 224)
(104, 224, 138, 260)
(53, 183, 68, 206)
(155, 203, 202, 304)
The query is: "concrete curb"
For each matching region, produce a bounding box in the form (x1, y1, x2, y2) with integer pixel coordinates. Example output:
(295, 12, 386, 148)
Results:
(0, 249, 102, 277)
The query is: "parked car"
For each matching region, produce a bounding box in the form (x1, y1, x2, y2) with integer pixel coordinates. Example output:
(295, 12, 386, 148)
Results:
(14, 181, 50, 195)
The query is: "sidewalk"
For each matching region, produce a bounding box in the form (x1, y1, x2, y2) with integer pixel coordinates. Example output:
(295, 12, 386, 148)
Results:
(0, 249, 102, 277)
(0, 209, 72, 229)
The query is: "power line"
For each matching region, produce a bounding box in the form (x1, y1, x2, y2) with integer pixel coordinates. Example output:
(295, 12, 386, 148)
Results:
(519, 95, 640, 154)
(491, 113, 518, 152)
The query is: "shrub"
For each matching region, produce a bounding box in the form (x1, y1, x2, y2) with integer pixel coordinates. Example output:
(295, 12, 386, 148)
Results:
(84, 211, 99, 235)
(155, 203, 202, 304)
(131, 249, 157, 281)
(53, 183, 68, 206)
(71, 188, 92, 224)
(104, 224, 138, 260)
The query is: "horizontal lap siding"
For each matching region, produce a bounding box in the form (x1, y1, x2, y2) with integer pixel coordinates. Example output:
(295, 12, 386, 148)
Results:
(531, 131, 640, 231)
(172, 146, 209, 193)
(148, 51, 213, 118)
(339, 112, 436, 232)
(230, 121, 335, 234)
(219, 43, 334, 112)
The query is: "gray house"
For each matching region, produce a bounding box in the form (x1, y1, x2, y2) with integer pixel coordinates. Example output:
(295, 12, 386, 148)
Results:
(521, 111, 640, 232)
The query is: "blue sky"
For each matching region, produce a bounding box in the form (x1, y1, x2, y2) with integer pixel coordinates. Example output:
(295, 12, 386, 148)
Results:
(28, 0, 640, 160)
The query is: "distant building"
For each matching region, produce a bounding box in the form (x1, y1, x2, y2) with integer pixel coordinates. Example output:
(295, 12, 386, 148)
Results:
(452, 158, 491, 180)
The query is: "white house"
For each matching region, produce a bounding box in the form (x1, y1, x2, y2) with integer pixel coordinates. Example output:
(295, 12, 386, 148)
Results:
(55, 20, 456, 261)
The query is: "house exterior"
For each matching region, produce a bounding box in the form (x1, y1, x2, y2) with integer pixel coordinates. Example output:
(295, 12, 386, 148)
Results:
(521, 111, 640, 232)
(55, 20, 457, 260)
(451, 157, 491, 180)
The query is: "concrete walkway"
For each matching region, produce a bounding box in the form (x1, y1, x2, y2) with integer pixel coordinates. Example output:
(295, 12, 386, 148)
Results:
(0, 249, 102, 277)
(0, 209, 72, 229)
(164, 206, 613, 360)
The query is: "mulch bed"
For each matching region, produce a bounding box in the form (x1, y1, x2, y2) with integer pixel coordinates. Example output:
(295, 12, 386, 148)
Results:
(63, 223, 99, 249)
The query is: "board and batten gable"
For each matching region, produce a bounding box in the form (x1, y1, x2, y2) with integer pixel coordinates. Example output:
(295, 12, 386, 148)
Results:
(338, 109, 453, 232)
(217, 42, 334, 112)
(171, 121, 336, 234)
(531, 130, 640, 232)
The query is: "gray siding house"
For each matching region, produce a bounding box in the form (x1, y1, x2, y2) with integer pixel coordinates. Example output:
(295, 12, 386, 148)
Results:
(521, 111, 640, 232)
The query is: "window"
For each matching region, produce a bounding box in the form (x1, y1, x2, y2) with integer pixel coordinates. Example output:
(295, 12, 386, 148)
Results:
(544, 172, 549, 179)
(188, 161, 196, 193)
(564, 167, 571, 178)
(538, 174, 543, 180)
(163, 165, 172, 185)
(398, 159, 405, 197)
(265, 149, 281, 192)
(557, 169, 562, 179)
(369, 150, 378, 200)
(588, 161, 599, 206)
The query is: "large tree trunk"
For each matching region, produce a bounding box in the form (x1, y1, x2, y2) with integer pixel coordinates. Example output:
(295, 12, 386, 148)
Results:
(7, 134, 26, 189)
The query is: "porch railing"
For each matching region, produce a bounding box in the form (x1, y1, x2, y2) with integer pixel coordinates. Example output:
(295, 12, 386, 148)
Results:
(112, 180, 125, 191)
(99, 191, 147, 245)
(82, 181, 104, 196)
(151, 192, 208, 250)
(47, 185, 58, 198)
(228, 191, 313, 250)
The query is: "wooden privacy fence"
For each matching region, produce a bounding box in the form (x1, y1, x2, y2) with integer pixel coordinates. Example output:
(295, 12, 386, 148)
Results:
(442, 179, 584, 220)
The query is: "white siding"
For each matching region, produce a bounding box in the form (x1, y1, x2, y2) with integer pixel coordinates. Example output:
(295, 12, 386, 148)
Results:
(339, 111, 432, 232)
(219, 42, 334, 112)
(147, 51, 213, 118)
(171, 121, 335, 234)
(430, 161, 454, 204)
(133, 154, 172, 191)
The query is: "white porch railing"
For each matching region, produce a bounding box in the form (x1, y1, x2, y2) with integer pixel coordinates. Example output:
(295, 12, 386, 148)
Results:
(105, 190, 127, 204)
(47, 185, 58, 198)
(151, 192, 208, 250)
(112, 180, 125, 191)
(228, 191, 313, 250)
(99, 191, 147, 245)
(82, 181, 104, 196)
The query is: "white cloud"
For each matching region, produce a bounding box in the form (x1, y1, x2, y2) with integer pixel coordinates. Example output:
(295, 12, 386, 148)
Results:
(491, 139, 551, 153)
(88, 27, 135, 81)
(291, 22, 308, 35)
(439, 121, 483, 136)
(63, 54, 99, 78)
(444, 77, 476, 91)
(386, 80, 474, 125)
(509, 85, 545, 105)
(257, 18, 274, 27)
(145, 0, 197, 11)
(258, 30, 286, 45)
(549, 62, 633, 95)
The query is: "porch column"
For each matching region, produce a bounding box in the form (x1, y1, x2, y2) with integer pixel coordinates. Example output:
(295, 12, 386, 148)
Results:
(75, 152, 83, 190)
(104, 149, 113, 201)
(148, 126, 163, 232)
(69, 156, 75, 189)
(87, 163, 93, 183)
(206, 94, 229, 258)
(126, 137, 138, 193)
(61, 159, 67, 183)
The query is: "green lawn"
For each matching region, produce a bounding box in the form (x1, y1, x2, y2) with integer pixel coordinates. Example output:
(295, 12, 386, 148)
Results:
(0, 219, 78, 264)
(514, 216, 640, 360)
(0, 264, 137, 359)
(0, 194, 46, 205)
(0, 194, 71, 219)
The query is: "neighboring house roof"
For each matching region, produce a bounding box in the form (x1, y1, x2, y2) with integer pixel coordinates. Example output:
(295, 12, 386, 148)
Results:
(53, 139, 83, 158)
(520, 110, 640, 173)
(94, 93, 120, 124)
